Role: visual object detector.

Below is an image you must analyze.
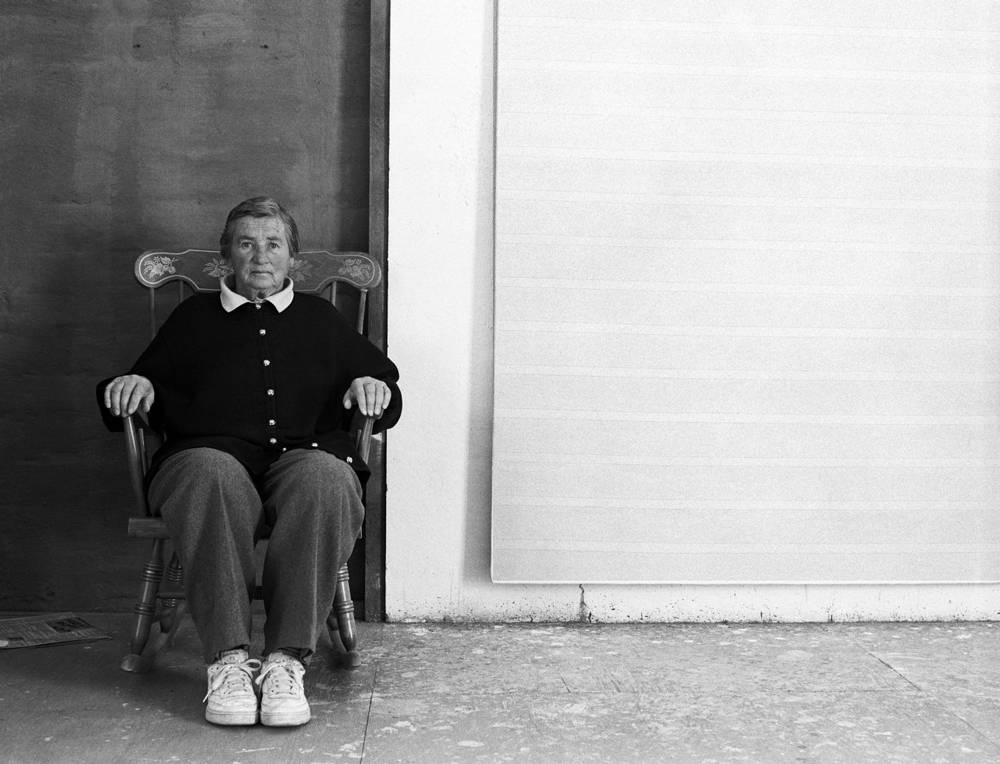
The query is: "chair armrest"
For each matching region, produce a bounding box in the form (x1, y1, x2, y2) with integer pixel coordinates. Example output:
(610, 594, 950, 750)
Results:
(123, 414, 147, 512)
(122, 413, 160, 515)
(353, 413, 376, 464)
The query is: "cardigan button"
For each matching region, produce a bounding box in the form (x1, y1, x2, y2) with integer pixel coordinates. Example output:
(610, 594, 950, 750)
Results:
(259, 329, 266, 335)
(269, 437, 277, 445)
(311, 442, 318, 448)
(268, 419, 276, 426)
(255, 304, 262, 310)
(267, 389, 275, 396)
(263, 359, 271, 366)
(346, 457, 353, 464)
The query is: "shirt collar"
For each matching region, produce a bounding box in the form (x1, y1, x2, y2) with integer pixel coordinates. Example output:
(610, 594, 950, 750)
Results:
(220, 277, 295, 313)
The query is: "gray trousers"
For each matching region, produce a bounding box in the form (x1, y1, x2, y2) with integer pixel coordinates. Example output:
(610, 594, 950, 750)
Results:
(148, 447, 364, 663)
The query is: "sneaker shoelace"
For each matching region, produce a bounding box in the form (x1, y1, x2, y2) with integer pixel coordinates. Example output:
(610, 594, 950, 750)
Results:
(256, 657, 305, 697)
(203, 658, 262, 703)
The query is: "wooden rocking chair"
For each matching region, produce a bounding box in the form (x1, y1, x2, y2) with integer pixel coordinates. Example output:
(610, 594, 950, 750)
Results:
(103, 248, 382, 673)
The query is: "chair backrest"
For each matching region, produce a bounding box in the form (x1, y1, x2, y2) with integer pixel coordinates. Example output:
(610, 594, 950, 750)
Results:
(134, 249, 382, 339)
(124, 248, 382, 492)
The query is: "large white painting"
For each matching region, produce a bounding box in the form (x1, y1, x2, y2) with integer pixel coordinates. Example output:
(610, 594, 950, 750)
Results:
(491, 0, 1000, 583)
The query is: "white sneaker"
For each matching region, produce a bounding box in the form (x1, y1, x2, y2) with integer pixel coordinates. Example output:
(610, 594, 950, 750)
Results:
(256, 652, 311, 726)
(203, 649, 261, 726)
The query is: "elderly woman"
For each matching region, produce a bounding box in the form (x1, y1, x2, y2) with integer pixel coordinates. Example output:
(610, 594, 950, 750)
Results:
(103, 197, 401, 727)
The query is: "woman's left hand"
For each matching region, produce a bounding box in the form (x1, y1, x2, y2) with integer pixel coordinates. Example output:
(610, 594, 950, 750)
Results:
(343, 376, 392, 418)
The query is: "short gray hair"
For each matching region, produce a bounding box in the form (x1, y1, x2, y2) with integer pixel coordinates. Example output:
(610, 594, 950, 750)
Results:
(219, 197, 300, 258)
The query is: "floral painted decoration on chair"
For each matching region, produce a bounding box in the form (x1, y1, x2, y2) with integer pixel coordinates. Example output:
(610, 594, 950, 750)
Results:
(202, 257, 234, 279)
(288, 257, 314, 285)
(339, 257, 375, 283)
(142, 256, 179, 282)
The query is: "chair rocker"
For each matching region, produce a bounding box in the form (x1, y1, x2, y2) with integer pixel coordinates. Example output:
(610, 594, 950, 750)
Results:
(105, 248, 382, 673)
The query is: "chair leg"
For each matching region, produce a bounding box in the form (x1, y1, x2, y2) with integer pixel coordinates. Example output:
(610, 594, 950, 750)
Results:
(122, 538, 165, 672)
(158, 552, 184, 635)
(328, 562, 360, 668)
(121, 539, 187, 674)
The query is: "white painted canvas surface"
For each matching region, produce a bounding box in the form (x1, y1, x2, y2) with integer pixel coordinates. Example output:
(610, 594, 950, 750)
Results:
(491, 0, 1000, 583)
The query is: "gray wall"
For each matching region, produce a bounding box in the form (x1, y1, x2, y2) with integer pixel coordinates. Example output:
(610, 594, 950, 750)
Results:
(0, 1, 372, 610)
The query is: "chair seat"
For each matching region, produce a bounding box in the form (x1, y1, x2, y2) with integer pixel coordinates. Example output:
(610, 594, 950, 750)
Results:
(127, 517, 170, 538)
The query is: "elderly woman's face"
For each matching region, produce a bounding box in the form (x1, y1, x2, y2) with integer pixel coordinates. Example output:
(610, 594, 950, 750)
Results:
(226, 216, 291, 300)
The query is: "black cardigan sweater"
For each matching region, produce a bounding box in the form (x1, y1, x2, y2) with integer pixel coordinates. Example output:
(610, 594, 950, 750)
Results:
(104, 291, 401, 485)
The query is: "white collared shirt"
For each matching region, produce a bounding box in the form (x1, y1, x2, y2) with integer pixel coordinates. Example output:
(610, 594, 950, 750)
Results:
(219, 277, 295, 313)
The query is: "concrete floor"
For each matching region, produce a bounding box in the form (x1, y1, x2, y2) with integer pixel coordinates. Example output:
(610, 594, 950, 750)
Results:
(0, 615, 998, 763)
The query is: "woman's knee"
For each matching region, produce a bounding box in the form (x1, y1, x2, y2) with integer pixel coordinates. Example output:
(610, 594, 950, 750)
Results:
(149, 448, 256, 508)
(264, 451, 363, 525)
(163, 447, 245, 475)
(272, 451, 361, 495)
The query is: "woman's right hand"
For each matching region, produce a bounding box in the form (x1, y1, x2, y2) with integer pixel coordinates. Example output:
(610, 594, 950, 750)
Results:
(103, 374, 155, 417)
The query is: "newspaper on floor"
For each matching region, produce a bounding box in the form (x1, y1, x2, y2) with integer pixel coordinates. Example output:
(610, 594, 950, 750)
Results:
(0, 613, 110, 648)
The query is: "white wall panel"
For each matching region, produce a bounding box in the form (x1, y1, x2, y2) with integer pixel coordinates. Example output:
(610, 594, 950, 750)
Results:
(492, 1, 1000, 582)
